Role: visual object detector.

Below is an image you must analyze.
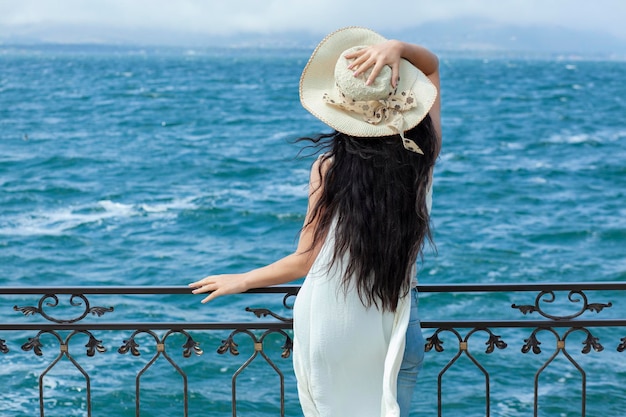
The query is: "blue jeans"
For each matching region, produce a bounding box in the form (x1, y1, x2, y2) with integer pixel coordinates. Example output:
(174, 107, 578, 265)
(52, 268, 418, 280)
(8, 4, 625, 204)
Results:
(397, 288, 425, 417)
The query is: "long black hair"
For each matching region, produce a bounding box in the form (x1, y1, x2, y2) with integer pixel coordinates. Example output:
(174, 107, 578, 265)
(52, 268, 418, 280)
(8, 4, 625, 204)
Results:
(299, 114, 440, 312)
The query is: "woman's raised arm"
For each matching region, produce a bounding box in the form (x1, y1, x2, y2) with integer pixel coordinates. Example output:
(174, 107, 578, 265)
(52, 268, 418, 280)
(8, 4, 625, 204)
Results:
(345, 40, 441, 141)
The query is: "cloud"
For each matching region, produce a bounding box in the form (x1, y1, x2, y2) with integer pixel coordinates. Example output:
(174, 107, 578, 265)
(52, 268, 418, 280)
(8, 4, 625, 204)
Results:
(1, 0, 625, 43)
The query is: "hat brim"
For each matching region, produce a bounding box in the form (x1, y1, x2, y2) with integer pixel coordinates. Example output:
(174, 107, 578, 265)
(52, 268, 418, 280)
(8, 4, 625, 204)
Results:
(300, 26, 437, 137)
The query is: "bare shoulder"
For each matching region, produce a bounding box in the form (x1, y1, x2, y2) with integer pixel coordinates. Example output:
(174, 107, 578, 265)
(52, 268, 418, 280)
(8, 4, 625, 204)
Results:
(312, 153, 333, 176)
(309, 153, 332, 195)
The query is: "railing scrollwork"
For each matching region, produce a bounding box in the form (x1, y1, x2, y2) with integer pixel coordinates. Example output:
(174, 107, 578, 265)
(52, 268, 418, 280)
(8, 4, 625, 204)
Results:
(13, 293, 114, 324)
(425, 327, 508, 417)
(511, 289, 612, 321)
(1, 283, 626, 417)
(21, 329, 107, 357)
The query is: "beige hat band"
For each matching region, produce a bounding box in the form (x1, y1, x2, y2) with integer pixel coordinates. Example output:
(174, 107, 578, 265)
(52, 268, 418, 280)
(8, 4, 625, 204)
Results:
(322, 88, 424, 154)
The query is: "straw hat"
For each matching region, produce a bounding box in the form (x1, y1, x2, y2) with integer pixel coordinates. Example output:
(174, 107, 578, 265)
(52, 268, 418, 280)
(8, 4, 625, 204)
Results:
(299, 26, 437, 153)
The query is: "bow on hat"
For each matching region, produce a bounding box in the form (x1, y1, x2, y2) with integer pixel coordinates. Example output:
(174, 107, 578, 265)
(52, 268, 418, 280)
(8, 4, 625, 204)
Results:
(323, 89, 424, 154)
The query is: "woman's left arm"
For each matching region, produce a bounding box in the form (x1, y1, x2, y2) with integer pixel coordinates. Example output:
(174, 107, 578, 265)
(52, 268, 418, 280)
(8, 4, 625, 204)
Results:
(189, 157, 328, 303)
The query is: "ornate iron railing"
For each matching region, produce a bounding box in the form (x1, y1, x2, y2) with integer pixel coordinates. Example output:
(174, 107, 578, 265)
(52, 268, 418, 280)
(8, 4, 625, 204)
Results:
(1, 282, 625, 417)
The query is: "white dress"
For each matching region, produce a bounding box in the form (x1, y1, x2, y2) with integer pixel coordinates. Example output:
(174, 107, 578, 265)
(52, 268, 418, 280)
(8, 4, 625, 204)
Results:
(292, 184, 432, 417)
(292, 225, 411, 417)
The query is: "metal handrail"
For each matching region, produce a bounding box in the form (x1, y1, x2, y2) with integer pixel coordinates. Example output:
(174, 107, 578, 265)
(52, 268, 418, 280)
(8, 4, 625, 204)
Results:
(1, 282, 625, 417)
(1, 280, 626, 294)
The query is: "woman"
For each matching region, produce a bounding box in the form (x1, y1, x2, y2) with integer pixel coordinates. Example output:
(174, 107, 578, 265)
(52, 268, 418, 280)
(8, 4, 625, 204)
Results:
(190, 26, 441, 417)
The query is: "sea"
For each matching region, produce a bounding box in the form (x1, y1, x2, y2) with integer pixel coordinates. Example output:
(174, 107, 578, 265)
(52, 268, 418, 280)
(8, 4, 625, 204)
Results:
(1, 44, 625, 416)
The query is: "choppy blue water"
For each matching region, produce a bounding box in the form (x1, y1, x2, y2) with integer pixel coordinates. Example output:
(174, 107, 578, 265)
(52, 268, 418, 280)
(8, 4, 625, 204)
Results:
(1, 44, 625, 416)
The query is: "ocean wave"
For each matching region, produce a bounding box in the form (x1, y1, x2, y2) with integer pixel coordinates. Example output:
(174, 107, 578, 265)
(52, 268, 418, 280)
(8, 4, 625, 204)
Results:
(0, 198, 199, 236)
(545, 127, 626, 145)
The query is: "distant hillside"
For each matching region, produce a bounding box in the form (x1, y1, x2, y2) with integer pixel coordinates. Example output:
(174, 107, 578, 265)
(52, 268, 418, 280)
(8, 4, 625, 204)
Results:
(195, 18, 626, 58)
(387, 18, 626, 58)
(2, 18, 626, 58)
(187, 19, 626, 58)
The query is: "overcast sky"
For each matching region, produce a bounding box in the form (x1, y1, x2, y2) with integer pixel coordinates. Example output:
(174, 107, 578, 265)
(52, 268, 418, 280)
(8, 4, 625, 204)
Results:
(1, 0, 626, 45)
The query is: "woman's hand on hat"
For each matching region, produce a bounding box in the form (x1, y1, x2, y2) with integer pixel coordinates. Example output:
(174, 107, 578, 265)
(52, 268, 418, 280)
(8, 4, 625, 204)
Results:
(345, 40, 403, 88)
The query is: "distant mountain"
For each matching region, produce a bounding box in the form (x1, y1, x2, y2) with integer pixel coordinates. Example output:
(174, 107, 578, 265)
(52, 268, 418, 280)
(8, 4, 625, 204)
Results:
(178, 20, 626, 57)
(2, 18, 626, 58)
(387, 18, 626, 58)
